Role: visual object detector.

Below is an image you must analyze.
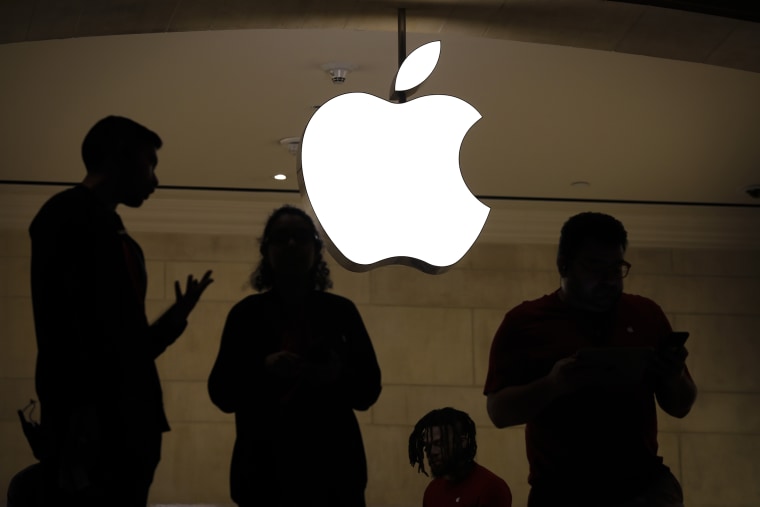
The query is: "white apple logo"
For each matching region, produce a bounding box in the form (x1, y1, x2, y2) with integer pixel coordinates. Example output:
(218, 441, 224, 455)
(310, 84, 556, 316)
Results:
(299, 41, 490, 274)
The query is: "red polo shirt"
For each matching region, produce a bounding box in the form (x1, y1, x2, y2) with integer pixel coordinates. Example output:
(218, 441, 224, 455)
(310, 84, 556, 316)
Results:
(423, 462, 512, 507)
(484, 291, 679, 502)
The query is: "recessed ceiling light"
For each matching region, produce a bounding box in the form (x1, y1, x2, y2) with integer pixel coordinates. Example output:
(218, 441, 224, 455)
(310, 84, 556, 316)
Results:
(570, 181, 590, 188)
(273, 174, 287, 181)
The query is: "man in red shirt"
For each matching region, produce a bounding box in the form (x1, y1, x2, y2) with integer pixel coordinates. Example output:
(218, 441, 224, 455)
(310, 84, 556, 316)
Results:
(409, 407, 512, 507)
(484, 212, 696, 507)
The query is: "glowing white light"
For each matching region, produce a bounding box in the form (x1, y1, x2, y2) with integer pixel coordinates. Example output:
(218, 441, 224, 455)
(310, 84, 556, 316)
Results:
(394, 41, 440, 92)
(273, 174, 287, 181)
(299, 41, 489, 273)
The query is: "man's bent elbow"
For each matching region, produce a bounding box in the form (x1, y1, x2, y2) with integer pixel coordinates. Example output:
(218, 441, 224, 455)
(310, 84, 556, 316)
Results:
(486, 394, 511, 428)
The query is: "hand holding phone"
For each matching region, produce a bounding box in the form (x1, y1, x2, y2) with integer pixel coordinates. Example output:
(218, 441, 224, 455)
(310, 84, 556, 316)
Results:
(656, 331, 689, 380)
(574, 347, 655, 387)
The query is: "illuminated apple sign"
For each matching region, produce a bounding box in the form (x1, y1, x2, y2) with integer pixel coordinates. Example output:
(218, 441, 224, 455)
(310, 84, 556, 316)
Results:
(299, 41, 490, 274)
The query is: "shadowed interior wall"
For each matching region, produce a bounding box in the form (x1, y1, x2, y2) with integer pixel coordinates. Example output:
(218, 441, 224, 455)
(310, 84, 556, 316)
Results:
(1, 224, 758, 507)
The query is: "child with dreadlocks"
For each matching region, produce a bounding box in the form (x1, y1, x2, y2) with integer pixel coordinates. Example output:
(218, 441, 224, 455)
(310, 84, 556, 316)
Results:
(409, 407, 512, 507)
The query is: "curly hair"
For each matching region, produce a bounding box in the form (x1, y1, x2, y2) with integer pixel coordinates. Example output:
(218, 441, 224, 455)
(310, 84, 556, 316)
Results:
(249, 205, 332, 292)
(409, 407, 477, 477)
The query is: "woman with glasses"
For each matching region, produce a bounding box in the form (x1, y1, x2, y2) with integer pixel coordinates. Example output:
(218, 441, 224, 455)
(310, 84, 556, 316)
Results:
(208, 205, 382, 507)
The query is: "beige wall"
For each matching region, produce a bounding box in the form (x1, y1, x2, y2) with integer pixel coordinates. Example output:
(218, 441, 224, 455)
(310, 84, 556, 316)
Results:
(1, 226, 759, 507)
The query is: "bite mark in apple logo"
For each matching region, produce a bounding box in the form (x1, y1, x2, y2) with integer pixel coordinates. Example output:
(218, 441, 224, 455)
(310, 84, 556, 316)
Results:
(299, 41, 490, 274)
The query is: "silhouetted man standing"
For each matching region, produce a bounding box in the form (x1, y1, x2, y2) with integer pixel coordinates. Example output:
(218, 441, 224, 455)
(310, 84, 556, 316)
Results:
(29, 116, 213, 506)
(484, 212, 696, 507)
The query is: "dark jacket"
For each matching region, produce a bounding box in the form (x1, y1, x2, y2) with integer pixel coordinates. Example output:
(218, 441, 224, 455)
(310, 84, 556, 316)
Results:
(30, 185, 184, 462)
(208, 290, 382, 506)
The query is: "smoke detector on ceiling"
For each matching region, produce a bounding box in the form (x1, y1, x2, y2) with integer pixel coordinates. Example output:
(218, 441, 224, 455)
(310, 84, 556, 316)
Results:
(321, 62, 358, 84)
(279, 137, 301, 156)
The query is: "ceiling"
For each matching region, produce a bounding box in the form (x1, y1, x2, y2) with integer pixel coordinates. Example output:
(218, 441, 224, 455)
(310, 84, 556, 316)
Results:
(1, 0, 759, 210)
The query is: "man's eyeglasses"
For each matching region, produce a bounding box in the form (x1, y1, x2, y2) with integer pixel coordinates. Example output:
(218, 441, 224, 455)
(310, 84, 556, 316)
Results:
(579, 260, 632, 279)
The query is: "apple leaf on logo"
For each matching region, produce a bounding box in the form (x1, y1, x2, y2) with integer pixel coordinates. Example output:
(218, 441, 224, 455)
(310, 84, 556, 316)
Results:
(394, 41, 441, 92)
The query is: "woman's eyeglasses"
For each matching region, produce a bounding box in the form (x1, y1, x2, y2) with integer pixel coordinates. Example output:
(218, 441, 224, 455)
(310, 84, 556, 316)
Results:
(267, 230, 319, 245)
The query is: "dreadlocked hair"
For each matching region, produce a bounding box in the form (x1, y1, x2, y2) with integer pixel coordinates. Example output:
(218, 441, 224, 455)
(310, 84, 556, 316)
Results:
(408, 407, 477, 476)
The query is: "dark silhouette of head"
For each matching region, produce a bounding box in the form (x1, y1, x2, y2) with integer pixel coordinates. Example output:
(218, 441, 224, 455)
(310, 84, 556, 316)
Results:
(80, 116, 162, 208)
(409, 407, 477, 479)
(250, 205, 332, 292)
(82, 115, 162, 175)
(557, 212, 628, 276)
(557, 212, 629, 312)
